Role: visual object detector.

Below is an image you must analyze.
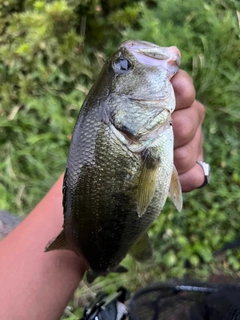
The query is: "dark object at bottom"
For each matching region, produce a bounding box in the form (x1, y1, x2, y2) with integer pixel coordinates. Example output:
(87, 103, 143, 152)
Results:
(128, 282, 240, 320)
(81, 282, 240, 320)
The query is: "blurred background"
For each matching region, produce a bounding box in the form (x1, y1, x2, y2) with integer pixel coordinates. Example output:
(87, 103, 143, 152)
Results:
(0, 0, 240, 318)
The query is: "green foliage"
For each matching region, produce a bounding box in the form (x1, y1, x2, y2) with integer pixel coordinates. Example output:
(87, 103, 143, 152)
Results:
(0, 0, 100, 213)
(1, 0, 240, 316)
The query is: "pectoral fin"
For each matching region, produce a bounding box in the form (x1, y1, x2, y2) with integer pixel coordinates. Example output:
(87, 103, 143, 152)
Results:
(137, 152, 160, 217)
(129, 232, 153, 262)
(45, 230, 70, 252)
(169, 165, 182, 212)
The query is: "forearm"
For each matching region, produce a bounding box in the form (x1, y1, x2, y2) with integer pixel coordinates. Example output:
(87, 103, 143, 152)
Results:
(0, 175, 88, 319)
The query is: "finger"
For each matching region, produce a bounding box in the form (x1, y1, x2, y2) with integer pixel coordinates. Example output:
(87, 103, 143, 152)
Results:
(174, 126, 203, 175)
(173, 100, 205, 149)
(178, 157, 206, 192)
(171, 70, 196, 110)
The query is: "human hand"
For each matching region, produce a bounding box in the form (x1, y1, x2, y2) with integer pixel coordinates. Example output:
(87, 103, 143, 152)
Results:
(171, 70, 206, 192)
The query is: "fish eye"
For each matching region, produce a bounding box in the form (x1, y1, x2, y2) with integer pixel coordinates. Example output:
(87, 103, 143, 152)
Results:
(113, 57, 133, 73)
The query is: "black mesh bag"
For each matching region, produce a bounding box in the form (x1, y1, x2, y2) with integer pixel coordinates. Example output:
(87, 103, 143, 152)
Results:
(127, 282, 240, 320)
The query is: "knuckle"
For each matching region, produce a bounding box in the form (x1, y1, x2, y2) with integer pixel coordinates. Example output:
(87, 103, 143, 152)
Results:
(174, 143, 193, 172)
(195, 100, 206, 122)
(173, 114, 195, 144)
(173, 71, 196, 106)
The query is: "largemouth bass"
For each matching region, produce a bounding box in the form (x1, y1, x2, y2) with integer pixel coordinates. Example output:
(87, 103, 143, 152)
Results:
(46, 40, 182, 281)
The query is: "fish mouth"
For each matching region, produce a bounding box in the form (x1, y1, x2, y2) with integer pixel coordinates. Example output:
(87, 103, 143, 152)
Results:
(119, 40, 181, 78)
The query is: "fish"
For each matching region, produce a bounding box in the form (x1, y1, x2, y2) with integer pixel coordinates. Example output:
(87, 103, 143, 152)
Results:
(45, 40, 182, 282)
